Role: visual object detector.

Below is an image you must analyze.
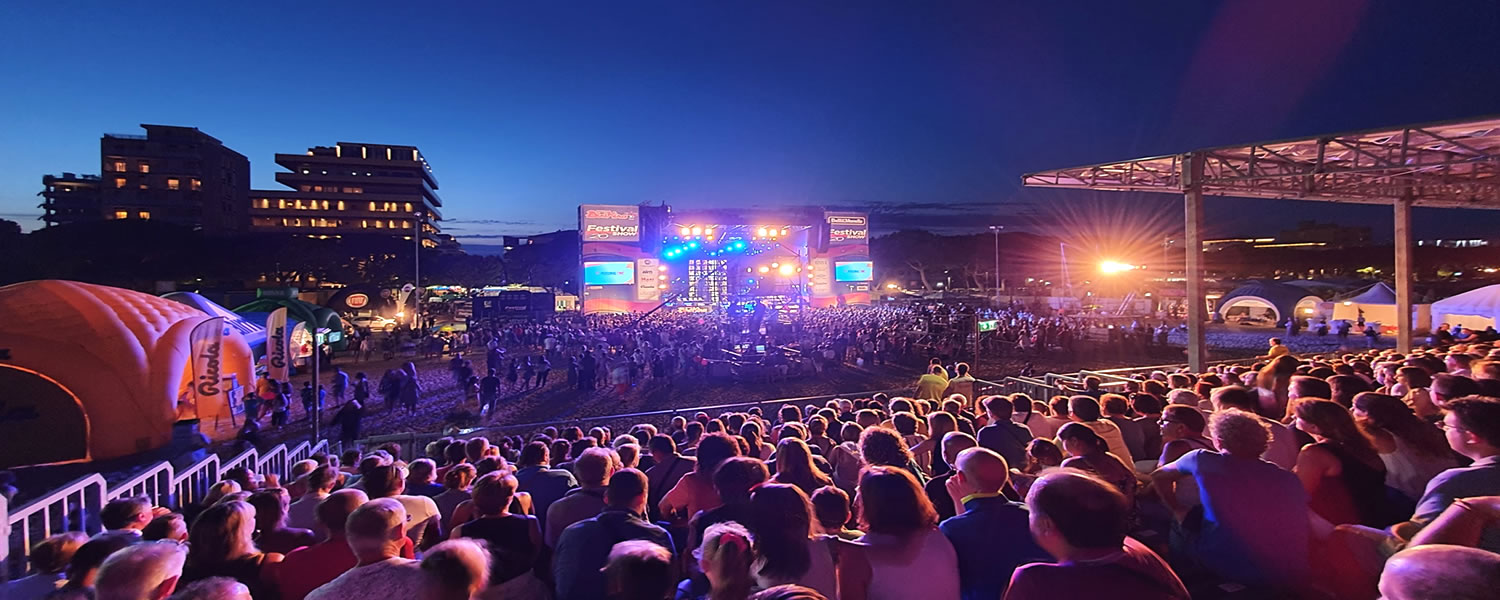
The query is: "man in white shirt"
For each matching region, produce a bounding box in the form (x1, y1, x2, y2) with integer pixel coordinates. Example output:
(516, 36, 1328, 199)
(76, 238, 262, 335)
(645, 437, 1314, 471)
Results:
(306, 499, 426, 600)
(362, 464, 441, 550)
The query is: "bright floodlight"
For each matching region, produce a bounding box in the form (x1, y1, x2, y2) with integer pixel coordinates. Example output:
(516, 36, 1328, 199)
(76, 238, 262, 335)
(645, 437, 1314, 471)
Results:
(1099, 260, 1136, 274)
(778, 264, 795, 276)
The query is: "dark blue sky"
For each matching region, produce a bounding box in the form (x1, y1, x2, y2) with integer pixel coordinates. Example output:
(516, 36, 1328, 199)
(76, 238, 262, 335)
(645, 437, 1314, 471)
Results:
(2, 1, 1498, 243)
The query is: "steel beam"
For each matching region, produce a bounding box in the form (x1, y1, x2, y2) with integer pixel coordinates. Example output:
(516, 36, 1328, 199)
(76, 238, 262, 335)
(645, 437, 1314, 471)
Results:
(1395, 193, 1414, 353)
(1184, 152, 1207, 372)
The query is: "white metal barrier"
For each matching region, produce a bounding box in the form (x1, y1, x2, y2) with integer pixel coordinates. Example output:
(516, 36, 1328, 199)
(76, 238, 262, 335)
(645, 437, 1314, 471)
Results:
(5, 439, 333, 580)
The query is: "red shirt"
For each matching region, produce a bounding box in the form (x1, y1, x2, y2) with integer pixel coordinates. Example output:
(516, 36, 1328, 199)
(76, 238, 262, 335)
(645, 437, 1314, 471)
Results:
(1003, 538, 1188, 600)
(272, 537, 415, 600)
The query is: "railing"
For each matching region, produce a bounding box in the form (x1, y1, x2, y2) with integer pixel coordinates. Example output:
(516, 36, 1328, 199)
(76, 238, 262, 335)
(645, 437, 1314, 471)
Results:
(5, 439, 333, 581)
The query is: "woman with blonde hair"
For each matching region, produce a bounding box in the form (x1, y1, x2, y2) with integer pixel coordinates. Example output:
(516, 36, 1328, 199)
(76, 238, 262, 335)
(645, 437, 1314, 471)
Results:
(694, 521, 757, 600)
(771, 438, 833, 496)
(180, 500, 283, 599)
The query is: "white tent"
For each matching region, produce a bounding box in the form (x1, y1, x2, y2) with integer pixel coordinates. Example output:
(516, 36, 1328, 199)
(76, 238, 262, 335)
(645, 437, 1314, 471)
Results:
(1332, 282, 1431, 330)
(1431, 284, 1500, 331)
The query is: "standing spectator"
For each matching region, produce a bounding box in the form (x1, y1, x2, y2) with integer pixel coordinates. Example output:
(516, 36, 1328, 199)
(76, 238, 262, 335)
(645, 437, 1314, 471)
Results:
(330, 398, 362, 447)
(451, 472, 547, 595)
(479, 368, 501, 416)
(940, 447, 1049, 600)
(839, 466, 960, 600)
(977, 396, 1033, 470)
(180, 501, 283, 599)
(554, 469, 675, 600)
(304, 499, 427, 600)
(273, 490, 368, 600)
(1005, 471, 1188, 600)
(915, 365, 949, 401)
(248, 488, 318, 555)
(545, 448, 618, 547)
(1152, 409, 1310, 592)
(330, 366, 348, 405)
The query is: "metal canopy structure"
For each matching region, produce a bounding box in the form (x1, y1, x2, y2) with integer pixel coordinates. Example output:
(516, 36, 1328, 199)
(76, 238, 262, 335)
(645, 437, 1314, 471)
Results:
(1023, 116, 1500, 370)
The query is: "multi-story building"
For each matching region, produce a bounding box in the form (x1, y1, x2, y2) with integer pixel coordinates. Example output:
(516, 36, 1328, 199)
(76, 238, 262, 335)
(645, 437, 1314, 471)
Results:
(38, 173, 102, 227)
(38, 125, 249, 233)
(248, 142, 443, 247)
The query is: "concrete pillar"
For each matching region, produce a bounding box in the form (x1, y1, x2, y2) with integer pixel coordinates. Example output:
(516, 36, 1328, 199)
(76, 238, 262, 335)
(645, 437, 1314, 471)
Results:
(1184, 152, 1207, 371)
(1395, 194, 1414, 352)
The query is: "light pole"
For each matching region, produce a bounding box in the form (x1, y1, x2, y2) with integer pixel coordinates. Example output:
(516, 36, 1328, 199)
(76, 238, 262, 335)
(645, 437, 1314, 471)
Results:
(989, 225, 1003, 305)
(413, 211, 422, 332)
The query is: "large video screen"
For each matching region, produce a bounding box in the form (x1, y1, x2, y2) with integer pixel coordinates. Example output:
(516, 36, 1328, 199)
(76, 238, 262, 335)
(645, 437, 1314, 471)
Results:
(834, 261, 873, 282)
(583, 261, 636, 285)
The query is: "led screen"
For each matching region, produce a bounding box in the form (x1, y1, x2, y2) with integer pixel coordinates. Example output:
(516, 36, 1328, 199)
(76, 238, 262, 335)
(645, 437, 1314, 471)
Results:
(583, 261, 636, 285)
(834, 261, 873, 282)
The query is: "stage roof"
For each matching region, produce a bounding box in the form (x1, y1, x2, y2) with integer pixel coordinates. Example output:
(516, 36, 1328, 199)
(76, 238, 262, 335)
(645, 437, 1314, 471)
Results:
(1022, 116, 1500, 209)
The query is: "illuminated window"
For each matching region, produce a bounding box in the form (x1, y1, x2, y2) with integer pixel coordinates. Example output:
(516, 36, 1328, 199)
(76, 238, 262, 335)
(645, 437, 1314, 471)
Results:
(389, 220, 397, 228)
(345, 186, 362, 194)
(312, 185, 324, 192)
(167, 178, 180, 190)
(402, 220, 411, 229)
(191, 178, 201, 191)
(375, 220, 385, 229)
(114, 210, 128, 219)
(138, 163, 150, 173)
(300, 185, 312, 192)
(404, 202, 412, 212)
(361, 220, 368, 228)
(321, 200, 330, 210)
(368, 202, 376, 211)
(138, 211, 150, 220)
(336, 200, 345, 210)
(114, 178, 126, 189)
(112, 161, 125, 172)
(278, 199, 286, 209)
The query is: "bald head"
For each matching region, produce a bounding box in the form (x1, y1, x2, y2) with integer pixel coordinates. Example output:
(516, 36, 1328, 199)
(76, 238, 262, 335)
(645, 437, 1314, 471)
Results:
(95, 542, 187, 600)
(345, 498, 407, 558)
(318, 489, 368, 535)
(1379, 544, 1500, 600)
(955, 446, 1010, 493)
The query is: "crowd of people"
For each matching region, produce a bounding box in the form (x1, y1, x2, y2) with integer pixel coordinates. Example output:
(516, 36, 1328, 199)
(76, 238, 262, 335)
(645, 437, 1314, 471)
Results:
(16, 339, 1500, 599)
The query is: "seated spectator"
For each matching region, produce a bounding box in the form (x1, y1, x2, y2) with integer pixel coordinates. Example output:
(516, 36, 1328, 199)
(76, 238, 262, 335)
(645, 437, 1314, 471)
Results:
(1292, 399, 1392, 527)
(273, 489, 369, 600)
(826, 423, 864, 494)
(143, 514, 189, 543)
(1377, 544, 1500, 600)
(1152, 409, 1310, 591)
(809, 486, 861, 541)
(546, 447, 618, 547)
(840, 466, 960, 600)
(305, 499, 427, 600)
(451, 472, 546, 595)
(923, 432, 978, 522)
(1011, 394, 1064, 440)
(1056, 423, 1137, 498)
(95, 541, 188, 600)
(858, 427, 925, 484)
(1395, 396, 1500, 552)
(1009, 439, 1064, 498)
(1064, 396, 1134, 466)
(435, 464, 477, 532)
(248, 488, 318, 555)
(180, 501, 282, 599)
(362, 464, 443, 550)
(1211, 385, 1300, 469)
(1005, 470, 1188, 600)
(750, 585, 828, 600)
(48, 531, 139, 599)
(770, 438, 833, 497)
(554, 469, 675, 600)
(602, 540, 676, 600)
(939, 447, 1049, 600)
(404, 459, 445, 498)
(662, 434, 740, 523)
(167, 577, 251, 600)
(101, 496, 155, 537)
(1101, 394, 1147, 465)
(746, 484, 838, 599)
(418, 539, 490, 600)
(692, 522, 757, 600)
(911, 411, 960, 477)
(644, 435, 695, 522)
(2, 532, 87, 599)
(688, 457, 769, 564)
(1352, 392, 1458, 502)
(978, 396, 1033, 470)
(1130, 393, 1165, 463)
(287, 466, 338, 532)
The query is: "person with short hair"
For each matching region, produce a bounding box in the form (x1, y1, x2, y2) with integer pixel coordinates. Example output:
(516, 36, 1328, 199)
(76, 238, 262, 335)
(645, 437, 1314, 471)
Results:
(545, 447, 619, 547)
(1377, 544, 1500, 600)
(287, 465, 338, 532)
(923, 432, 978, 523)
(513, 441, 579, 534)
(940, 447, 1049, 600)
(404, 458, 444, 498)
(101, 497, 154, 536)
(166, 577, 251, 600)
(248, 488, 318, 555)
(1006, 470, 1188, 599)
(362, 464, 442, 550)
(1396, 396, 1500, 553)
(977, 395, 1033, 471)
(554, 469, 675, 600)
(602, 540, 676, 600)
(94, 541, 188, 600)
(418, 539, 490, 600)
(661, 433, 741, 521)
(142, 514, 188, 543)
(304, 499, 426, 600)
(51, 531, 139, 599)
(273, 489, 378, 600)
(1063, 396, 1134, 466)
(2, 532, 87, 598)
(451, 472, 546, 594)
(643, 435, 695, 522)
(809, 486, 861, 541)
(1152, 409, 1310, 592)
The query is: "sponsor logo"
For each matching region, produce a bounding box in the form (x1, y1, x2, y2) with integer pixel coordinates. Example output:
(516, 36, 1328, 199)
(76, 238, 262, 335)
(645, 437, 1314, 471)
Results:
(268, 326, 287, 369)
(195, 339, 222, 397)
(829, 227, 868, 242)
(584, 209, 638, 221)
(346, 293, 369, 309)
(828, 216, 866, 226)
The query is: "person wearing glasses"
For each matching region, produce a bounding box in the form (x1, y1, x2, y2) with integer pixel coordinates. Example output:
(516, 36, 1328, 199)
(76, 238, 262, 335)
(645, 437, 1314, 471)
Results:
(1402, 396, 1500, 553)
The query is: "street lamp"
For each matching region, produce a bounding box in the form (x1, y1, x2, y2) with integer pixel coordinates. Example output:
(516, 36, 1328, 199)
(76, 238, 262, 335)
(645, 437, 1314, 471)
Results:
(413, 211, 422, 331)
(989, 225, 1004, 304)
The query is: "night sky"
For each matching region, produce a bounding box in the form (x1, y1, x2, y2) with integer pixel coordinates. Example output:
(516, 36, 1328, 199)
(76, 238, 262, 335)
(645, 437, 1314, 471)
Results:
(2, 1, 1498, 245)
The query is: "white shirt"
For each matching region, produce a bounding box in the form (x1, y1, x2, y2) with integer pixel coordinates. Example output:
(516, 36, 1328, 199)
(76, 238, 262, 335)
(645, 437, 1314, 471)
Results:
(390, 494, 441, 547)
(859, 529, 961, 600)
(305, 557, 425, 600)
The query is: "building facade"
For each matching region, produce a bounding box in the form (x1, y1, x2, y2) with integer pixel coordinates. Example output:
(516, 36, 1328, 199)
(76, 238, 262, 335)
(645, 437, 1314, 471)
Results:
(39, 125, 249, 232)
(248, 143, 443, 247)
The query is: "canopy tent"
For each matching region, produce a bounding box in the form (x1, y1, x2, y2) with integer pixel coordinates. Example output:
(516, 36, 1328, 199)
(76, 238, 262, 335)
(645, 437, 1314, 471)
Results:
(0, 280, 253, 466)
(1331, 282, 1432, 331)
(1024, 115, 1500, 368)
(1214, 281, 1323, 325)
(1431, 284, 1500, 331)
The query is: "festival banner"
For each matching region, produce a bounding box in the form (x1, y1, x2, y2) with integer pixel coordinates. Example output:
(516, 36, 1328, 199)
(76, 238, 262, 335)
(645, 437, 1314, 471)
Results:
(188, 317, 227, 419)
(266, 307, 290, 381)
